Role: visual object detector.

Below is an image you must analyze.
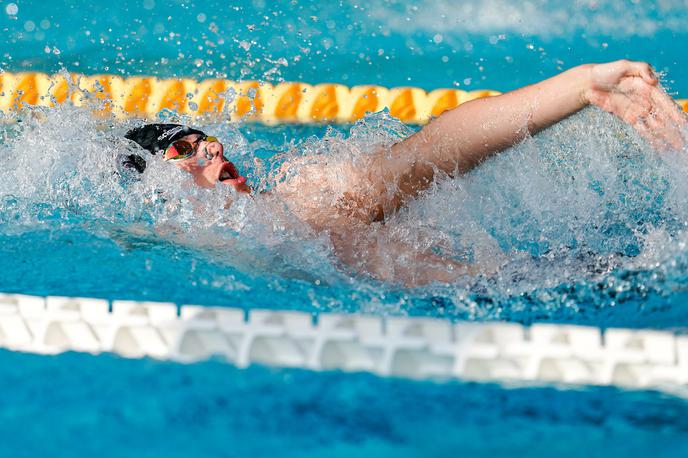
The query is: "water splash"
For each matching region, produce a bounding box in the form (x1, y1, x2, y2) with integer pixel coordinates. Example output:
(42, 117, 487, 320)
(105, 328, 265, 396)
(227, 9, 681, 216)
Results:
(1, 102, 688, 325)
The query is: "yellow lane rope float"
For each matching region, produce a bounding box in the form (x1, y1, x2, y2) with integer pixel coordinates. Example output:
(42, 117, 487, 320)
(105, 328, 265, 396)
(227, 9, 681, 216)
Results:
(1, 71, 687, 124)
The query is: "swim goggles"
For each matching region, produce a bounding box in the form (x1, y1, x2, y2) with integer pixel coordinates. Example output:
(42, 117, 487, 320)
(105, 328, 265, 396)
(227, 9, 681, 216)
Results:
(163, 134, 219, 162)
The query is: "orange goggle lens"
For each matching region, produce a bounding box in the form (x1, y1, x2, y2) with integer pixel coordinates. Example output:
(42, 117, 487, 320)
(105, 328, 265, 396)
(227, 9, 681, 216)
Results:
(163, 140, 195, 162)
(163, 136, 219, 162)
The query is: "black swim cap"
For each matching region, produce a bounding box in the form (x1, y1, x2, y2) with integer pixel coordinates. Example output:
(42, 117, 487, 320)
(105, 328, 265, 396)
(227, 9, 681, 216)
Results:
(122, 123, 206, 173)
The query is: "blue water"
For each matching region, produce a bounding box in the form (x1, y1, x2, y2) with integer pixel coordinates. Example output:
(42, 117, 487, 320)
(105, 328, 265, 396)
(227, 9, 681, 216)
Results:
(1, 0, 688, 456)
(1, 350, 687, 458)
(1, 0, 688, 93)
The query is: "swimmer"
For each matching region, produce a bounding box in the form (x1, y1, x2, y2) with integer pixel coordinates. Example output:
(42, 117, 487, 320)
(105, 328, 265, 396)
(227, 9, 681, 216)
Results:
(124, 60, 687, 286)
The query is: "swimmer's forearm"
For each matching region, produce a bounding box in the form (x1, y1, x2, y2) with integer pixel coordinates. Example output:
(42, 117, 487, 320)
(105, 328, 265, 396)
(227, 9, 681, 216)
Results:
(364, 65, 594, 215)
(394, 64, 593, 174)
(433, 64, 593, 171)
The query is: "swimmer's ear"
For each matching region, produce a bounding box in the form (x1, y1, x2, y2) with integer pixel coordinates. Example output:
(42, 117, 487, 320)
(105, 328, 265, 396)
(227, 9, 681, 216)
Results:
(120, 153, 146, 173)
(115, 153, 147, 183)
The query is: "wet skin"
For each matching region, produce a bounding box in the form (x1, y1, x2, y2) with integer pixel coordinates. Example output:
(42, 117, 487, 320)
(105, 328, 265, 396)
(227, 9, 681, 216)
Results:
(168, 60, 688, 286)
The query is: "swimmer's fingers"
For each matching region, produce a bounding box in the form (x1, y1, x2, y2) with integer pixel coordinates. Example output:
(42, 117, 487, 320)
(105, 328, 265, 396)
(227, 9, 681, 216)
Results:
(591, 60, 657, 91)
(644, 113, 682, 151)
(630, 100, 682, 151)
(649, 85, 688, 127)
(600, 84, 649, 124)
(648, 96, 686, 150)
(637, 117, 672, 151)
(220, 177, 251, 194)
(587, 72, 684, 150)
(612, 77, 686, 150)
(619, 86, 652, 122)
(632, 106, 683, 151)
(628, 76, 686, 129)
(610, 92, 670, 150)
(628, 109, 667, 151)
(624, 61, 657, 85)
(646, 87, 688, 150)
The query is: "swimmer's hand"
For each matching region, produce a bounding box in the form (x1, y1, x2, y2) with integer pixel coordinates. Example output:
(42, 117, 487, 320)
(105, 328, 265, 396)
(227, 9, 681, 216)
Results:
(220, 175, 252, 194)
(220, 176, 251, 210)
(585, 60, 687, 150)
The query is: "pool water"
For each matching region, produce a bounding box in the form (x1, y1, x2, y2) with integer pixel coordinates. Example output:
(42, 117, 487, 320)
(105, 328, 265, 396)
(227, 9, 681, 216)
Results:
(0, 0, 687, 456)
(1, 349, 687, 458)
(2, 0, 688, 94)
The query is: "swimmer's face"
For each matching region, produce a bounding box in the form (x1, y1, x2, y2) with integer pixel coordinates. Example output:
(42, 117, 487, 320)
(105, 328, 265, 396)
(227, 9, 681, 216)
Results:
(171, 134, 250, 193)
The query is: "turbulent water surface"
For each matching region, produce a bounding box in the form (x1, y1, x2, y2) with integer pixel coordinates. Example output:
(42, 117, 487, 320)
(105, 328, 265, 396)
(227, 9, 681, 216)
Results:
(1, 102, 688, 329)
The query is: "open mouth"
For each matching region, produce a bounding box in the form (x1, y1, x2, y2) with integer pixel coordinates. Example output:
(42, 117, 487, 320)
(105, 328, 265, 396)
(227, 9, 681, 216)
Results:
(218, 161, 239, 182)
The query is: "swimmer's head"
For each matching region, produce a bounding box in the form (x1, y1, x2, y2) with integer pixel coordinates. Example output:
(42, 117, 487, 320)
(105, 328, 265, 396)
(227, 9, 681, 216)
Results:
(123, 123, 250, 193)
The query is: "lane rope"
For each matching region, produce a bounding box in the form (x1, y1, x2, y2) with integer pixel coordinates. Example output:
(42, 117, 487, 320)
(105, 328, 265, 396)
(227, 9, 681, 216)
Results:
(3, 71, 685, 124)
(0, 293, 686, 395)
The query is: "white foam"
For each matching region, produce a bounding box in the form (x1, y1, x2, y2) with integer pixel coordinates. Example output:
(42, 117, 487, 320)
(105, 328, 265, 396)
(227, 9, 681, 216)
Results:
(1, 103, 688, 319)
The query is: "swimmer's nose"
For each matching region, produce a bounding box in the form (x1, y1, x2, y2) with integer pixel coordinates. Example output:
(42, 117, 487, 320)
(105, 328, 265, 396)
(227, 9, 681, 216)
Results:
(205, 140, 224, 160)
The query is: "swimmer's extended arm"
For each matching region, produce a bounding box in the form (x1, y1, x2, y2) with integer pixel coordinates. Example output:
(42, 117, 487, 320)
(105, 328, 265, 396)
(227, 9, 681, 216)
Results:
(367, 60, 687, 219)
